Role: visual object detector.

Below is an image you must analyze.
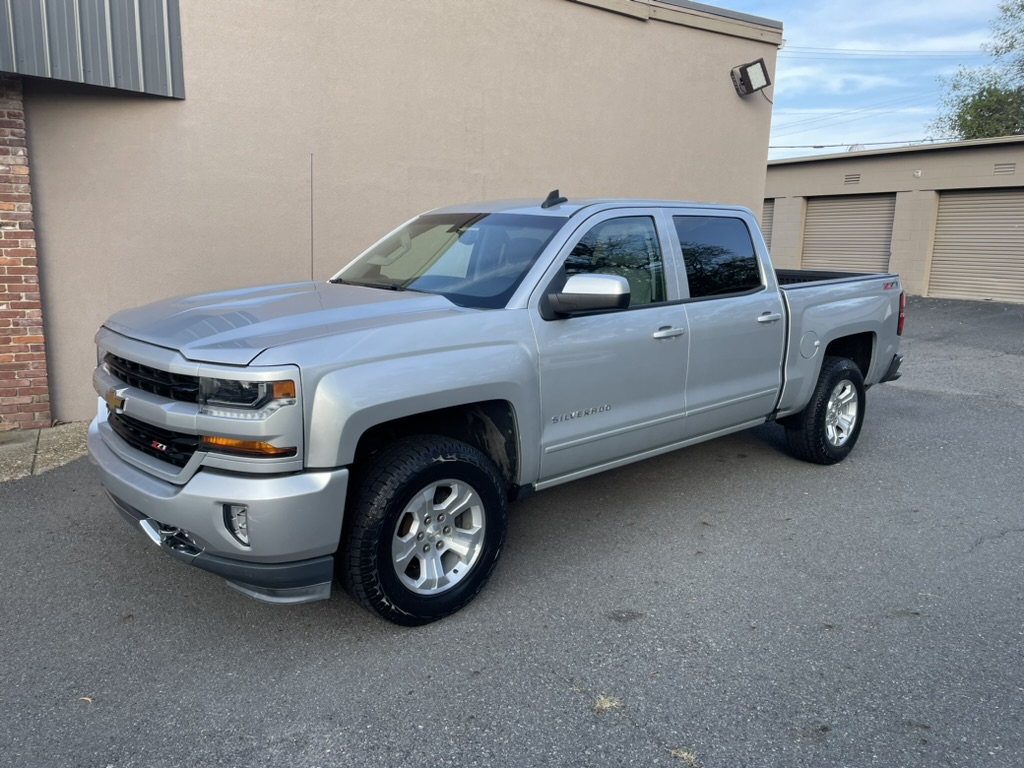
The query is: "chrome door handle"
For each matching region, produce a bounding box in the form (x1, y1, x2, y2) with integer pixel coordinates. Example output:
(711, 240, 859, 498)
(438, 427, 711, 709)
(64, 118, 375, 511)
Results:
(757, 312, 783, 323)
(652, 326, 686, 339)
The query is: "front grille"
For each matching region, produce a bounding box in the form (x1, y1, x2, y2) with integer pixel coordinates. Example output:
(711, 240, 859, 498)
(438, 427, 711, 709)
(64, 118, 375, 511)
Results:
(108, 412, 200, 468)
(105, 353, 200, 403)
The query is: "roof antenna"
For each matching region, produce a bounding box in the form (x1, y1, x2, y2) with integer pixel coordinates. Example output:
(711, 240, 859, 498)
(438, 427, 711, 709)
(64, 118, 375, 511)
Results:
(541, 189, 568, 209)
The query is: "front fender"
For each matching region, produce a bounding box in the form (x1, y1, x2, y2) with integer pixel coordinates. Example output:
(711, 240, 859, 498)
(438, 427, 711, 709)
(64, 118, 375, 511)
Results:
(305, 343, 541, 481)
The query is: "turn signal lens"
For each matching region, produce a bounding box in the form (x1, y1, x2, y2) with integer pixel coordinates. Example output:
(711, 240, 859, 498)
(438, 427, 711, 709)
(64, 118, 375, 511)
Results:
(200, 436, 297, 458)
(270, 380, 296, 399)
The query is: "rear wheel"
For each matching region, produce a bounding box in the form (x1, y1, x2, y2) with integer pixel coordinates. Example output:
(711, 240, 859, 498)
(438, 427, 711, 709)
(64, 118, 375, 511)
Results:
(341, 436, 508, 626)
(785, 356, 865, 465)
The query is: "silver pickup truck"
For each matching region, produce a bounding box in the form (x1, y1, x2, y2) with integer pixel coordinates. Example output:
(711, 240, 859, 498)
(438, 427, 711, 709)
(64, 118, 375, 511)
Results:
(88, 193, 905, 625)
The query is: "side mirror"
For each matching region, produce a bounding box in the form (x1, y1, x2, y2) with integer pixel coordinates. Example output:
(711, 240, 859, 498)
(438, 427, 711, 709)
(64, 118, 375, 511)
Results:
(547, 273, 631, 317)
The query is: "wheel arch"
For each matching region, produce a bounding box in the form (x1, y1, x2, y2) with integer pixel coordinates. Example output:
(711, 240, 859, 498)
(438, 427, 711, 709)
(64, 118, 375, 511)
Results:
(351, 400, 521, 497)
(778, 330, 877, 419)
(822, 331, 875, 379)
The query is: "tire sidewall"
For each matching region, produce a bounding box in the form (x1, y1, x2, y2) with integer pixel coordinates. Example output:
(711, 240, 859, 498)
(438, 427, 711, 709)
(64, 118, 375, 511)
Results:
(813, 359, 865, 463)
(355, 440, 507, 623)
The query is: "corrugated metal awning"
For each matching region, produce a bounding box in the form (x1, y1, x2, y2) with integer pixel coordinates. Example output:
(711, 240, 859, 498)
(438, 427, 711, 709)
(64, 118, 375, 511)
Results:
(0, 0, 184, 99)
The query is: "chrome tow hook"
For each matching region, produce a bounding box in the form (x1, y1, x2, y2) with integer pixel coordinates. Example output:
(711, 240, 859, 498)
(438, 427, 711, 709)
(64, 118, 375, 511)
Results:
(139, 520, 202, 557)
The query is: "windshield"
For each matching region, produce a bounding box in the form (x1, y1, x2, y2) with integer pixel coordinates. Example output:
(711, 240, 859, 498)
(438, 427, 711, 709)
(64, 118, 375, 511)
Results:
(334, 213, 565, 309)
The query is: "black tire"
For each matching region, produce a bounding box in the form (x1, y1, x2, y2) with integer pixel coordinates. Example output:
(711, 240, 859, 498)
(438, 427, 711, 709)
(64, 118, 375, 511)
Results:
(785, 356, 866, 465)
(341, 436, 508, 626)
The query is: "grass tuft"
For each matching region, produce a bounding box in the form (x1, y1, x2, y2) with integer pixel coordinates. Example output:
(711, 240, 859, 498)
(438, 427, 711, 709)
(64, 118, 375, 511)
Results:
(592, 694, 623, 714)
(668, 748, 701, 767)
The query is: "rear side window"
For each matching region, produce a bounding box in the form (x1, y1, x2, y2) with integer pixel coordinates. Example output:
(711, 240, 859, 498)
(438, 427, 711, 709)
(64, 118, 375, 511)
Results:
(673, 216, 762, 298)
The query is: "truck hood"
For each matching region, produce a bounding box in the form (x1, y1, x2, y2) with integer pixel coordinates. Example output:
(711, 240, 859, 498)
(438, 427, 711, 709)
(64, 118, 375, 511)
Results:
(103, 282, 465, 365)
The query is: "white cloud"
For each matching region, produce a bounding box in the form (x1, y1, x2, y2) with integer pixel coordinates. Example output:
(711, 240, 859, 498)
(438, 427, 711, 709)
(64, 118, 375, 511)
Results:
(773, 65, 904, 96)
(837, 32, 992, 52)
(719, 2, 1007, 159)
(777, 0, 1000, 41)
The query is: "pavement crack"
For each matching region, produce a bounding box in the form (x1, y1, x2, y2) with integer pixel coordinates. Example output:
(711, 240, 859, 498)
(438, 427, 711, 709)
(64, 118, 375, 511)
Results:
(969, 527, 1024, 553)
(29, 428, 41, 476)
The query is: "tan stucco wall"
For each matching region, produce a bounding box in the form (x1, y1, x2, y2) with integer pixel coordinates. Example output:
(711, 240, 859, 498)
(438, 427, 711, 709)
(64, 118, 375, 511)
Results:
(888, 190, 939, 297)
(764, 138, 1024, 293)
(25, 0, 779, 421)
(763, 196, 805, 269)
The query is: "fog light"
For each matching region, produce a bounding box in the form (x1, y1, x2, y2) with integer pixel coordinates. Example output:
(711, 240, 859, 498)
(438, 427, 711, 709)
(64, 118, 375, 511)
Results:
(224, 504, 250, 546)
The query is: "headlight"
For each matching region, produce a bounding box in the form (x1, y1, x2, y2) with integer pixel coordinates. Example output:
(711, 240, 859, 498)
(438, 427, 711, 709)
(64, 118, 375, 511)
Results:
(199, 378, 297, 419)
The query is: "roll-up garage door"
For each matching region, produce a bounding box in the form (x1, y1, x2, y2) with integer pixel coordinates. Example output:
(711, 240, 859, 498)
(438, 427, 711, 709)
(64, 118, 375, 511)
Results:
(801, 194, 896, 272)
(761, 199, 775, 251)
(930, 189, 1024, 302)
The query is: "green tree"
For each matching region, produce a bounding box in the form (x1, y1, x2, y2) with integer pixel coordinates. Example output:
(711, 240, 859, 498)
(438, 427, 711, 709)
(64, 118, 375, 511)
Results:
(989, 0, 1024, 77)
(932, 1, 1024, 140)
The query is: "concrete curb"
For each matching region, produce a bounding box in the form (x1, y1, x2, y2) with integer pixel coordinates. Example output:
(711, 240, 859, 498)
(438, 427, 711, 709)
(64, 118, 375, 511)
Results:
(0, 422, 89, 483)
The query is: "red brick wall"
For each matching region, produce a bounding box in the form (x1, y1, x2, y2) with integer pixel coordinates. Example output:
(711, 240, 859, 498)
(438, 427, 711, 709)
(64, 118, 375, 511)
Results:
(0, 75, 50, 431)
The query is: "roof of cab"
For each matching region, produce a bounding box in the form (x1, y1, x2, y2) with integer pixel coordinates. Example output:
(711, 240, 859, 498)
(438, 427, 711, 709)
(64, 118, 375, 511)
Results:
(426, 197, 754, 218)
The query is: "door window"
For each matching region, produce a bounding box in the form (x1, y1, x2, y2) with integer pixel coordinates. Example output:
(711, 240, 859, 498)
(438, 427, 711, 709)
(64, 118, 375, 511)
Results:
(673, 216, 762, 298)
(565, 216, 666, 306)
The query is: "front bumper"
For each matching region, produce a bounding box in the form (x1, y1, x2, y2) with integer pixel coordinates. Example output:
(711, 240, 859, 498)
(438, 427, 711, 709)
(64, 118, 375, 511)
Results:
(88, 418, 349, 605)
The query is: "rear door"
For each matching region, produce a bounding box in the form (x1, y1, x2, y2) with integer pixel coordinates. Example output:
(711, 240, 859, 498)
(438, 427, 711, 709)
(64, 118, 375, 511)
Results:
(670, 211, 786, 438)
(530, 209, 689, 483)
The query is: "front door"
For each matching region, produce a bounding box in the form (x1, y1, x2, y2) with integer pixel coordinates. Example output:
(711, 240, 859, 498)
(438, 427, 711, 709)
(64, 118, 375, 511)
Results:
(531, 210, 689, 483)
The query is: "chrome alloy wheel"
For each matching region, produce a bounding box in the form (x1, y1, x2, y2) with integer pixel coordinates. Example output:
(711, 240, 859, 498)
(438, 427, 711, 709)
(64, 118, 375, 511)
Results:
(825, 378, 859, 447)
(391, 479, 486, 595)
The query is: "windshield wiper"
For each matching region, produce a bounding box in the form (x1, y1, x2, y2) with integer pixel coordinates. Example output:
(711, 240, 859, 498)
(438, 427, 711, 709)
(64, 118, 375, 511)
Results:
(330, 278, 406, 291)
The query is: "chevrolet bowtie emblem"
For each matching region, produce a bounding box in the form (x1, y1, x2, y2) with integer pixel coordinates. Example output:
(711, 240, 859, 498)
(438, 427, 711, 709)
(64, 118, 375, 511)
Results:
(104, 388, 126, 412)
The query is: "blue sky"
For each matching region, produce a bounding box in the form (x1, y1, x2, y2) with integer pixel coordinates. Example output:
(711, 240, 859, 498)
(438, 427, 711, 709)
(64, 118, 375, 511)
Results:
(719, 0, 1005, 159)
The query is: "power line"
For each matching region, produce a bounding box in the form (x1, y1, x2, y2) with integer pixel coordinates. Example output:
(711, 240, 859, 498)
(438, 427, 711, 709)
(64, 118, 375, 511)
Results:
(780, 52, 988, 62)
(782, 45, 983, 55)
(787, 46, 983, 53)
(772, 90, 942, 132)
(773, 108, 935, 138)
(765, 45, 982, 144)
(782, 45, 989, 58)
(771, 96, 941, 139)
(769, 139, 955, 149)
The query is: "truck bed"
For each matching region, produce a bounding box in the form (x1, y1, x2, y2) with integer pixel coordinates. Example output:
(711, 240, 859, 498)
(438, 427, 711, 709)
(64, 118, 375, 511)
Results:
(774, 266, 903, 418)
(775, 268, 895, 287)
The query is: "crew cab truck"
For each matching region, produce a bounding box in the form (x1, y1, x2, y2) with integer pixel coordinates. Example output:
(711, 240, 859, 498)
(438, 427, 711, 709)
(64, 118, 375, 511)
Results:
(88, 193, 905, 625)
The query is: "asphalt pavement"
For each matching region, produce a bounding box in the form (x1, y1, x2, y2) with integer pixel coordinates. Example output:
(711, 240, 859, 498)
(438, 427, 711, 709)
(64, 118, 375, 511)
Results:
(1, 296, 1022, 768)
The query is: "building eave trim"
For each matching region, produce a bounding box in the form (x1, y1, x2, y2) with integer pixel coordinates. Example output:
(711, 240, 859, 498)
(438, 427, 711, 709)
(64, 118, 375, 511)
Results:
(567, 0, 784, 44)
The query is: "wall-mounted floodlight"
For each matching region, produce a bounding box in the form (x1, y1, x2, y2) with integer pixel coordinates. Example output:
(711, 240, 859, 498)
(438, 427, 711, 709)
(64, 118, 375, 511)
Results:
(730, 58, 771, 97)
